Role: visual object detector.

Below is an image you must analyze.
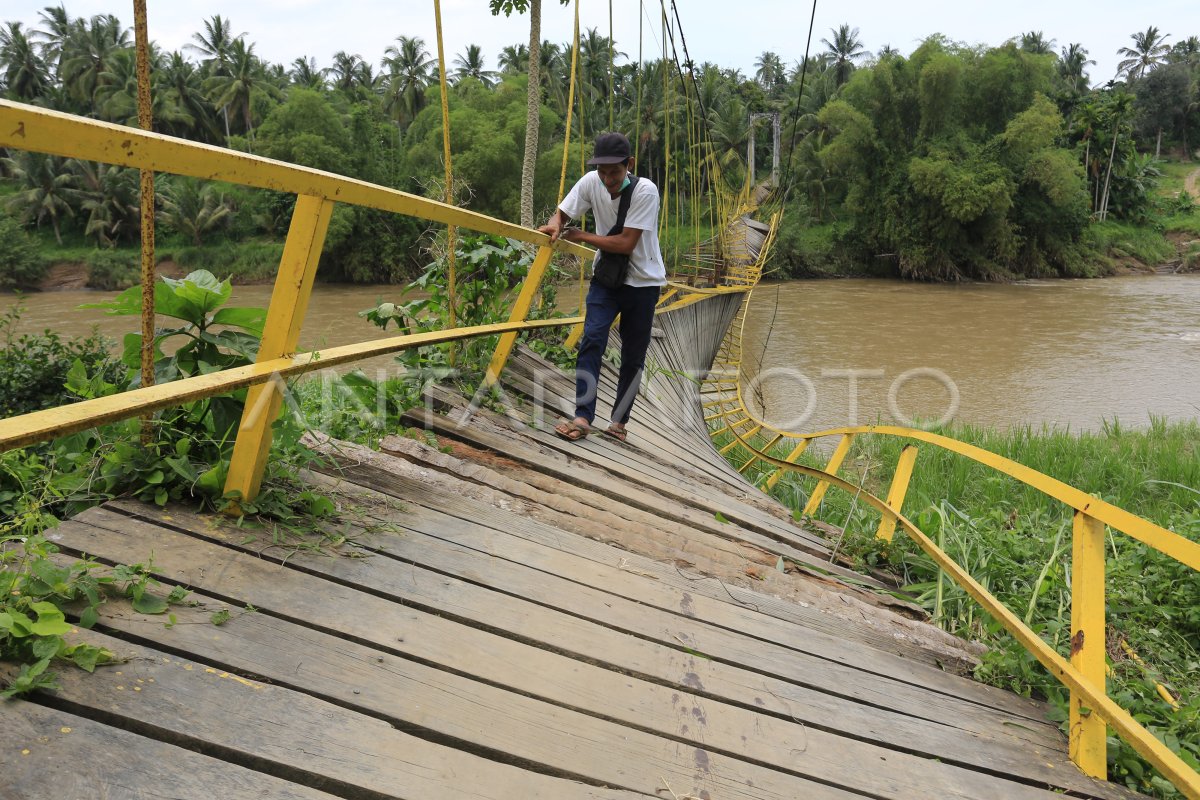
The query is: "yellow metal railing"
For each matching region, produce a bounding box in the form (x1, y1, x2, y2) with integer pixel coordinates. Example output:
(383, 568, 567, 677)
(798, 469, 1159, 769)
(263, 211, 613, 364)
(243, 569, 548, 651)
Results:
(0, 99, 594, 500)
(705, 305, 1200, 798)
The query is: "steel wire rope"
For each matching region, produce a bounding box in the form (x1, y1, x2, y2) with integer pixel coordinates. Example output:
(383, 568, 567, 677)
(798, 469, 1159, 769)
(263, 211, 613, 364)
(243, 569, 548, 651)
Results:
(555, 0, 585, 315)
(665, 0, 721, 249)
(432, 0, 458, 362)
(778, 0, 819, 202)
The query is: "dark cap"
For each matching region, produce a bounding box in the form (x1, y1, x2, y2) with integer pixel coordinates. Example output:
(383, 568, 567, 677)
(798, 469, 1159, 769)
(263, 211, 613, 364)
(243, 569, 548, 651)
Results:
(586, 132, 632, 165)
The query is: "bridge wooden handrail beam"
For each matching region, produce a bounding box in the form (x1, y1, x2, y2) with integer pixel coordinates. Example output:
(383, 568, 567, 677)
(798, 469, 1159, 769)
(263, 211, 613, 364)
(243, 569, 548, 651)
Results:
(0, 100, 593, 260)
(0, 317, 579, 455)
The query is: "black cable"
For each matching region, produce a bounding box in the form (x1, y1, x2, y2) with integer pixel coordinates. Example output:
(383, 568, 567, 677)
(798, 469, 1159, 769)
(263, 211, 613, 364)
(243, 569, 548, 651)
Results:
(779, 0, 820, 200)
(667, 0, 712, 141)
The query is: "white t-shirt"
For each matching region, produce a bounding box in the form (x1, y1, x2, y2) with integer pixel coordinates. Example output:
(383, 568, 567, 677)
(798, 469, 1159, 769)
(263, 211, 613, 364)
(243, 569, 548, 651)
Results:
(559, 171, 667, 287)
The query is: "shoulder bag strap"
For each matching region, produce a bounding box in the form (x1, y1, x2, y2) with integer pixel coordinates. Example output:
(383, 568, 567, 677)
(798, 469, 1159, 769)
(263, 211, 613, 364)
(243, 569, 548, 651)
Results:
(605, 175, 640, 236)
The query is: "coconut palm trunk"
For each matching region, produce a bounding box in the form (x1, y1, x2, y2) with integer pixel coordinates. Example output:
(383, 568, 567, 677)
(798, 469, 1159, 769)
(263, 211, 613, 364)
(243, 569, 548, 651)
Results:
(519, 0, 542, 228)
(1100, 125, 1120, 221)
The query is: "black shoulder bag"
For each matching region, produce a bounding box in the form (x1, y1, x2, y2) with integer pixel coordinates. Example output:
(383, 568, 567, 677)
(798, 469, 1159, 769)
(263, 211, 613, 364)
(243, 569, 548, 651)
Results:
(592, 175, 640, 289)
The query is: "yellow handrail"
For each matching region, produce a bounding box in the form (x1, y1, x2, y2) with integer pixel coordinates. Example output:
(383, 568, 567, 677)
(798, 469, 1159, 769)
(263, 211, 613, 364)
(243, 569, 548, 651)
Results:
(713, 414, 1200, 798)
(0, 317, 580, 456)
(0, 99, 594, 503)
(0, 101, 592, 260)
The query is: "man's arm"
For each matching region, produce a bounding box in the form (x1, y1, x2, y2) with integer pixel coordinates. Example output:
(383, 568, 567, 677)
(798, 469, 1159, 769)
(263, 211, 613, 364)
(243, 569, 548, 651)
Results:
(537, 208, 572, 242)
(560, 225, 643, 255)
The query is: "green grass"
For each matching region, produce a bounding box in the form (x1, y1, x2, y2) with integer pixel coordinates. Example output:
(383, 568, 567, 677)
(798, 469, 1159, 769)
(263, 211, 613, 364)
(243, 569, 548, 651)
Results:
(716, 418, 1200, 797)
(1156, 159, 1196, 195)
(1085, 220, 1176, 266)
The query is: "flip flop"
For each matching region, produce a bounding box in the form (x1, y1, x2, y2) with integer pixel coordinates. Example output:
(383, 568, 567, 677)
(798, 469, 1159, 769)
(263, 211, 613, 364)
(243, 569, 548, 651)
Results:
(602, 425, 628, 442)
(554, 420, 591, 442)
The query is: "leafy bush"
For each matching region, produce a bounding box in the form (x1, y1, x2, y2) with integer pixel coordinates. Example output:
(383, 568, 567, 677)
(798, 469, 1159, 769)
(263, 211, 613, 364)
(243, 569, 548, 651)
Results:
(171, 240, 285, 283)
(84, 249, 139, 290)
(0, 299, 125, 417)
(0, 216, 46, 290)
(361, 233, 569, 393)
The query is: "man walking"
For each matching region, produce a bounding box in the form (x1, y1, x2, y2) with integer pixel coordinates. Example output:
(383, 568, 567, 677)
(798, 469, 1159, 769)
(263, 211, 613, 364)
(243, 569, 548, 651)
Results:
(539, 132, 666, 443)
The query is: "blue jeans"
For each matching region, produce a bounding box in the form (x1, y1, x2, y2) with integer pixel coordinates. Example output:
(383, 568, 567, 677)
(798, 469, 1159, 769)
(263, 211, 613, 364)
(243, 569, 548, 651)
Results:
(574, 282, 660, 425)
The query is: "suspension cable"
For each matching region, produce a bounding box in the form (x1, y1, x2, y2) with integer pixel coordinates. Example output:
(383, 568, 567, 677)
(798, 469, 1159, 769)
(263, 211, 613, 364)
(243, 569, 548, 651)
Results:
(635, 1, 643, 164)
(608, 0, 615, 130)
(779, 0, 819, 201)
(431, 0, 458, 349)
(555, 0, 585, 314)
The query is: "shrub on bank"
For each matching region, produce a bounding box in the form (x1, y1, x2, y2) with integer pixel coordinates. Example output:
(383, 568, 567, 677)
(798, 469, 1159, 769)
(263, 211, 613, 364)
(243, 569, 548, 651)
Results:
(84, 250, 140, 290)
(0, 299, 125, 417)
(0, 216, 46, 290)
(166, 240, 285, 283)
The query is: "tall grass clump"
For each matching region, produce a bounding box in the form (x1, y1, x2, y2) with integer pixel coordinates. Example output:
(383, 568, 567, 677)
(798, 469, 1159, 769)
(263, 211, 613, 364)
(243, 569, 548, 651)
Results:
(720, 417, 1200, 798)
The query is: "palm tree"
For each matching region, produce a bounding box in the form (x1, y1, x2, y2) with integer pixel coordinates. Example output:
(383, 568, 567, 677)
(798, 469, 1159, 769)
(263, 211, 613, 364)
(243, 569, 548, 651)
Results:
(821, 24, 866, 87)
(754, 51, 783, 92)
(1170, 36, 1200, 68)
(1099, 91, 1134, 220)
(290, 56, 325, 89)
(452, 44, 498, 87)
(1019, 31, 1056, 55)
(59, 14, 129, 110)
(204, 38, 278, 143)
(381, 36, 433, 129)
(498, 44, 528, 74)
(1117, 27, 1171, 81)
(70, 159, 139, 246)
(187, 15, 243, 74)
(329, 51, 366, 93)
(94, 46, 193, 132)
(187, 15, 244, 139)
(31, 4, 72, 82)
(1058, 43, 1095, 94)
(158, 178, 233, 246)
(162, 51, 220, 141)
(2, 150, 81, 245)
(0, 22, 51, 100)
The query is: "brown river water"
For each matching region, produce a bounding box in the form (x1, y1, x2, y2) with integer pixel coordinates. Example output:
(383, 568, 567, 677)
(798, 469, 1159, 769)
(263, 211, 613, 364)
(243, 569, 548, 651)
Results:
(5, 275, 1199, 433)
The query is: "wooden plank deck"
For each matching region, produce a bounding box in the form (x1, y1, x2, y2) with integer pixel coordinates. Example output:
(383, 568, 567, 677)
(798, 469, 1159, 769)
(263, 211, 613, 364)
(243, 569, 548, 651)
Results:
(3, 295, 1146, 799)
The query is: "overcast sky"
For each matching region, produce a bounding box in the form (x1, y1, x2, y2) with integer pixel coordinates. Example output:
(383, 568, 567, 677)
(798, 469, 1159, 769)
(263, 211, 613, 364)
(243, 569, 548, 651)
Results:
(4, 1, 1197, 88)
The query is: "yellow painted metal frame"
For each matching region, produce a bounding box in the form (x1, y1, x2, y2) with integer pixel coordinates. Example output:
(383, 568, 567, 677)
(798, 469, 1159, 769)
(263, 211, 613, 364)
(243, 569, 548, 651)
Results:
(0, 102, 592, 260)
(0, 317, 579, 456)
(691, 199, 1198, 793)
(0, 99, 592, 502)
(714, 414, 1200, 798)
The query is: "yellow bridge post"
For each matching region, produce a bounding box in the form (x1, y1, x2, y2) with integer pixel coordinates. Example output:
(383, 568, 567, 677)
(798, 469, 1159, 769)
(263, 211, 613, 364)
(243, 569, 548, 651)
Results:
(224, 195, 335, 504)
(875, 445, 919, 542)
(764, 438, 810, 491)
(484, 244, 556, 386)
(803, 433, 856, 516)
(1070, 509, 1109, 779)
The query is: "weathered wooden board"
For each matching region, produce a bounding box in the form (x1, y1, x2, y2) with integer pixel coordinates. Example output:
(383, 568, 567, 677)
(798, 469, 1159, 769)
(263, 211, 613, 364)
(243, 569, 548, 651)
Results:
(0, 631, 665, 800)
(3, 701, 344, 800)
(404, 396, 868, 578)
(32, 515, 1132, 800)
(111, 497, 1038, 721)
(301, 443, 989, 674)
(62, 508, 1063, 754)
(47, 596, 1079, 800)
(378, 415, 889, 600)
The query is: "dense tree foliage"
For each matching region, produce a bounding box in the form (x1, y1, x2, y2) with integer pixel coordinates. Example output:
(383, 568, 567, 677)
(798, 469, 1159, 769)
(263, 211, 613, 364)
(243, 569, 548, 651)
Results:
(0, 7, 1197, 284)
